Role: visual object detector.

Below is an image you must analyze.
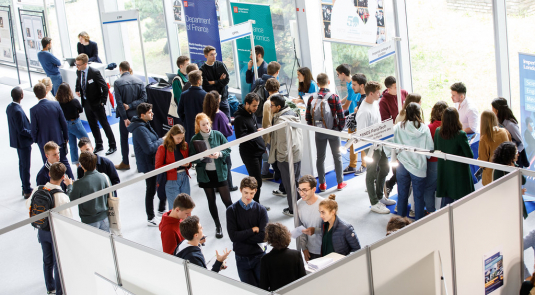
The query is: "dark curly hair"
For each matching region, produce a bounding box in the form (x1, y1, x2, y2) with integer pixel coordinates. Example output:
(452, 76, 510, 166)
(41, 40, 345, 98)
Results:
(264, 223, 291, 250)
(491, 97, 518, 125)
(491, 141, 517, 166)
(430, 101, 448, 123)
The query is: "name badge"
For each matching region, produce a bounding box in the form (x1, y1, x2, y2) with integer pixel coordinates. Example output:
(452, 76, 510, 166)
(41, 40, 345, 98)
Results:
(88, 79, 94, 84)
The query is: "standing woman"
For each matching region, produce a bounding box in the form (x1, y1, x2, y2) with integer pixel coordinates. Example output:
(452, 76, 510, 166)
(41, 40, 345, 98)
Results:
(319, 194, 361, 256)
(203, 90, 236, 191)
(292, 67, 318, 104)
(56, 83, 88, 165)
(392, 102, 434, 220)
(478, 110, 511, 186)
(155, 124, 191, 209)
(39, 77, 55, 101)
(77, 31, 102, 63)
(189, 113, 232, 239)
(491, 97, 529, 168)
(435, 107, 475, 207)
(394, 93, 423, 124)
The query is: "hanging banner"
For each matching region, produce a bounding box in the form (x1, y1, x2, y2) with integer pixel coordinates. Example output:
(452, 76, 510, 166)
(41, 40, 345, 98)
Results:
(183, 0, 222, 66)
(21, 14, 44, 68)
(321, 0, 385, 45)
(0, 10, 14, 63)
(519, 52, 535, 194)
(231, 2, 276, 100)
(368, 40, 395, 64)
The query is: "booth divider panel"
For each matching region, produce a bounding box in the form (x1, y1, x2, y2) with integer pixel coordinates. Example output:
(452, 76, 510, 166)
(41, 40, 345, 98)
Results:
(452, 172, 522, 295)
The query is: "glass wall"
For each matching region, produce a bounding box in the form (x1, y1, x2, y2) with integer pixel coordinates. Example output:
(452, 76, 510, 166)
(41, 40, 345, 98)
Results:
(64, 0, 105, 62)
(45, 0, 63, 59)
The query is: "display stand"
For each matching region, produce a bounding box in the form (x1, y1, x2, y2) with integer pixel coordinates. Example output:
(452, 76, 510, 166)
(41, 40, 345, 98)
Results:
(219, 20, 259, 81)
(0, 5, 21, 85)
(18, 8, 47, 87)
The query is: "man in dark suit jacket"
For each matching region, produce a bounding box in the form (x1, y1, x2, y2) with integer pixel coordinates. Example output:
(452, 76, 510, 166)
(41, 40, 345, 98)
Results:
(7, 86, 34, 198)
(178, 70, 206, 143)
(75, 53, 116, 155)
(30, 83, 74, 180)
(200, 45, 230, 118)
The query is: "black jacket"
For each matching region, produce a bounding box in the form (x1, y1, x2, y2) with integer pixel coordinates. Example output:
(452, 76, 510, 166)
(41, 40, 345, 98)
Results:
(246, 60, 268, 91)
(77, 41, 102, 63)
(113, 72, 147, 120)
(177, 86, 206, 143)
(200, 61, 229, 99)
(259, 248, 306, 291)
(174, 241, 223, 272)
(233, 104, 266, 157)
(75, 66, 108, 108)
(321, 215, 361, 256)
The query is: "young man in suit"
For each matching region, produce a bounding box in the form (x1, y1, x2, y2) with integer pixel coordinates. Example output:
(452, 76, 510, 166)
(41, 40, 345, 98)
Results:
(7, 86, 34, 198)
(75, 53, 116, 155)
(36, 141, 73, 191)
(200, 45, 230, 118)
(30, 83, 74, 179)
(177, 70, 206, 143)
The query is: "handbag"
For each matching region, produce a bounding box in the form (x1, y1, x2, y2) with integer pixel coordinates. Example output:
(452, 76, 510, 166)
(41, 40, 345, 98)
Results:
(106, 176, 122, 236)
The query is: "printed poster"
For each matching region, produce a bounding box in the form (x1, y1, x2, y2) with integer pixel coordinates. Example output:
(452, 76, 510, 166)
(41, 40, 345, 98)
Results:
(520, 53, 535, 195)
(483, 249, 504, 294)
(0, 10, 14, 63)
(21, 14, 44, 68)
(321, 0, 386, 45)
(172, 0, 184, 23)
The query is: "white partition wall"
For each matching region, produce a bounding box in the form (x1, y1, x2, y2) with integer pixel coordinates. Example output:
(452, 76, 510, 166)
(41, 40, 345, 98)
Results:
(452, 171, 523, 295)
(370, 208, 454, 295)
(113, 236, 189, 295)
(276, 248, 370, 295)
(50, 213, 117, 294)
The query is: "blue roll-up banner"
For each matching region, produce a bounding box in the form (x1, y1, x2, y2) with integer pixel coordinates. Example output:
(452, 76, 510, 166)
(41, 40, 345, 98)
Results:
(182, 0, 222, 65)
(519, 53, 535, 194)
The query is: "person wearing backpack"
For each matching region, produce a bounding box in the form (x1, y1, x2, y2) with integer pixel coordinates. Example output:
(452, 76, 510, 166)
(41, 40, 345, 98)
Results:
(26, 162, 73, 295)
(305, 73, 347, 191)
(246, 45, 268, 92)
(250, 61, 280, 126)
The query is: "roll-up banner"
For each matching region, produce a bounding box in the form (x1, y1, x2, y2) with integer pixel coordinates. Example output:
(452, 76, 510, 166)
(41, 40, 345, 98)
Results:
(519, 52, 535, 194)
(183, 0, 222, 66)
(230, 2, 276, 100)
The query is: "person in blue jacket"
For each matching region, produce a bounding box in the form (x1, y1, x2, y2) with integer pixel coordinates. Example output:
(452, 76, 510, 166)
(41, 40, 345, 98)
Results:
(246, 45, 268, 92)
(128, 103, 165, 227)
(292, 67, 319, 104)
(319, 194, 361, 256)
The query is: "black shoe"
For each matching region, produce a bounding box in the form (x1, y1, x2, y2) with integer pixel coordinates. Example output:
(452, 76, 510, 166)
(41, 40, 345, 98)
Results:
(23, 192, 31, 199)
(94, 146, 104, 154)
(262, 172, 274, 180)
(215, 226, 223, 239)
(106, 147, 117, 155)
(230, 186, 238, 192)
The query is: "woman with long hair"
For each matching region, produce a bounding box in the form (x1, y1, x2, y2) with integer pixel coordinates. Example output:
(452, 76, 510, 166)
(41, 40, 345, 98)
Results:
(491, 97, 529, 168)
(39, 77, 55, 101)
(395, 93, 423, 124)
(56, 82, 88, 165)
(392, 102, 433, 220)
(189, 113, 232, 239)
(434, 107, 474, 207)
(478, 110, 511, 186)
(203, 90, 236, 191)
(319, 194, 361, 256)
(155, 124, 191, 209)
(292, 67, 318, 104)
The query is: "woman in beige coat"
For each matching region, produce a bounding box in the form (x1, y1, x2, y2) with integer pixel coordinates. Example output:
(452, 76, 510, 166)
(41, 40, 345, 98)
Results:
(478, 110, 511, 185)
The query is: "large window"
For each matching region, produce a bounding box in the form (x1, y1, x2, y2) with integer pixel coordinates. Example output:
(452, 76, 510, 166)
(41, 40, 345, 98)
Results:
(64, 0, 105, 62)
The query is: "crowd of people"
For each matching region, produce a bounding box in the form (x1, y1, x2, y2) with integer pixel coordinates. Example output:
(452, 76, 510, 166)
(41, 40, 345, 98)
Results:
(7, 41, 535, 294)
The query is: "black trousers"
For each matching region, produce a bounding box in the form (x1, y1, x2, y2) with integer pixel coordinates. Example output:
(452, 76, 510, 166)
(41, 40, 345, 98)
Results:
(17, 146, 32, 194)
(145, 176, 166, 220)
(84, 103, 116, 149)
(225, 155, 234, 188)
(119, 118, 130, 165)
(241, 154, 263, 203)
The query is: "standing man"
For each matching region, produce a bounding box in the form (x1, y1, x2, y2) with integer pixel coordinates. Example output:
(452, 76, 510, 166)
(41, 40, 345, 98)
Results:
(37, 37, 62, 95)
(296, 175, 324, 261)
(77, 137, 120, 190)
(160, 193, 195, 255)
(75, 53, 117, 155)
(200, 45, 231, 118)
(226, 177, 269, 287)
(250, 61, 281, 126)
(451, 82, 479, 134)
(113, 61, 147, 170)
(305, 73, 347, 191)
(337, 64, 358, 115)
(268, 94, 303, 217)
(7, 86, 33, 198)
(172, 56, 190, 106)
(246, 45, 268, 92)
(36, 141, 73, 191)
(357, 82, 396, 214)
(234, 93, 267, 208)
(345, 74, 368, 175)
(128, 103, 165, 226)
(30, 83, 74, 179)
(178, 70, 206, 143)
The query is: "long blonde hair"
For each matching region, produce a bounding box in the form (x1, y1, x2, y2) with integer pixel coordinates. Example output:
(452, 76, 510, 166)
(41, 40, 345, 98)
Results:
(38, 77, 52, 90)
(480, 110, 499, 142)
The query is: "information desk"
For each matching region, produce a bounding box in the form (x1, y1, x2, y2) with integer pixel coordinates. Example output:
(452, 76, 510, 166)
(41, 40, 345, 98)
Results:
(146, 85, 181, 138)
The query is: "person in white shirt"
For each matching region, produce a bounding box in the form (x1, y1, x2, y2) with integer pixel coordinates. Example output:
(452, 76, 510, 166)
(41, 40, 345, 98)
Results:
(26, 162, 73, 295)
(450, 82, 478, 134)
(296, 175, 324, 261)
(356, 81, 396, 214)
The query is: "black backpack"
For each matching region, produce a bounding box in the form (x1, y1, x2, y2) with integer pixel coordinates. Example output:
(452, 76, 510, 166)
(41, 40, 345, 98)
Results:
(29, 186, 62, 231)
(252, 78, 268, 118)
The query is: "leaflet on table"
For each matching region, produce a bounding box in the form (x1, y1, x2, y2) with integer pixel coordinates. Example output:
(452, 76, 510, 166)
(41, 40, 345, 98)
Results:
(291, 225, 306, 239)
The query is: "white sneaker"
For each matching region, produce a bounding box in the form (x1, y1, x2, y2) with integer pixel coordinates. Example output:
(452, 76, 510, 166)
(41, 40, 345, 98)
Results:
(409, 210, 415, 218)
(380, 198, 396, 206)
(147, 217, 159, 227)
(371, 202, 390, 214)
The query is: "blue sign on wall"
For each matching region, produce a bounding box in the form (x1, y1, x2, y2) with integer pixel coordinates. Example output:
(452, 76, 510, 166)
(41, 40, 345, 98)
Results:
(519, 53, 535, 194)
(183, 0, 222, 65)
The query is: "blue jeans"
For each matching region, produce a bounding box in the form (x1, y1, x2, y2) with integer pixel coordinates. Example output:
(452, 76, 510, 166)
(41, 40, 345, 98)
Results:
(38, 229, 63, 295)
(49, 74, 62, 96)
(396, 162, 426, 220)
(67, 118, 89, 164)
(235, 252, 265, 287)
(165, 171, 191, 209)
(423, 161, 438, 213)
(87, 218, 110, 232)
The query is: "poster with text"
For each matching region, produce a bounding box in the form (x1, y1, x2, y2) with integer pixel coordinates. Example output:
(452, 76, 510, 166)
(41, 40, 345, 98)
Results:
(484, 249, 504, 294)
(519, 53, 535, 196)
(322, 0, 385, 45)
(21, 14, 43, 68)
(231, 2, 276, 101)
(172, 0, 184, 23)
(0, 10, 14, 63)
(182, 0, 222, 66)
